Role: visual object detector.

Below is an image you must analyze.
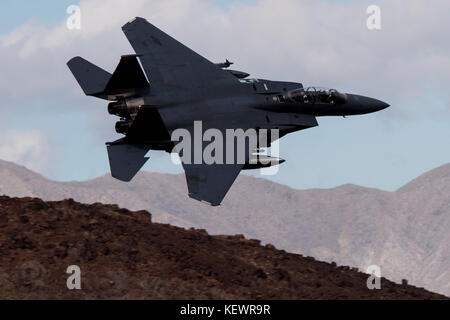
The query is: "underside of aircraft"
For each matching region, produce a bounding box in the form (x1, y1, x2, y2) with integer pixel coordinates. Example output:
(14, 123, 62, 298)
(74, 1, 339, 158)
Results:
(67, 17, 389, 206)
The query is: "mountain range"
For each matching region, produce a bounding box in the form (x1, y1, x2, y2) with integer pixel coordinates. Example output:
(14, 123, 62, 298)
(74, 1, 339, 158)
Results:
(0, 196, 446, 299)
(0, 159, 448, 296)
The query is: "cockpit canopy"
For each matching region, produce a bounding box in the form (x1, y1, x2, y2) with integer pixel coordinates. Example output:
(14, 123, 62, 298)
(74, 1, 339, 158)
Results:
(288, 87, 348, 105)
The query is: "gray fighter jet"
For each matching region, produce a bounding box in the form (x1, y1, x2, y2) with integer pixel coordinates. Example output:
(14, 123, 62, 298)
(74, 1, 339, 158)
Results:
(67, 17, 389, 206)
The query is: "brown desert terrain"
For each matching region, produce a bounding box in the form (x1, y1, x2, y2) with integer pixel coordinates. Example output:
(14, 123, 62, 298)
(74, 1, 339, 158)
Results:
(0, 196, 447, 299)
(0, 160, 449, 296)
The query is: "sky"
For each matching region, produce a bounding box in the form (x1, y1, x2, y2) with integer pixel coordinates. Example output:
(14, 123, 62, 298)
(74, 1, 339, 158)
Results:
(0, 0, 449, 191)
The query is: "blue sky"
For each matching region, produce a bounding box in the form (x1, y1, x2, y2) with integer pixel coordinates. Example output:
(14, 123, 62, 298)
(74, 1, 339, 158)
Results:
(1, 0, 449, 191)
(0, 1, 79, 32)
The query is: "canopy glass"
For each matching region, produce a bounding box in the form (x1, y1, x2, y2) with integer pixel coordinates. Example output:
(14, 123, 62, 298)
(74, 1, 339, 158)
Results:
(287, 87, 348, 105)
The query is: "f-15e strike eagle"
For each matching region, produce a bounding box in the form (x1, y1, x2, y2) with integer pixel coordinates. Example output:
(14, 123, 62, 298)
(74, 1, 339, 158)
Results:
(67, 17, 389, 206)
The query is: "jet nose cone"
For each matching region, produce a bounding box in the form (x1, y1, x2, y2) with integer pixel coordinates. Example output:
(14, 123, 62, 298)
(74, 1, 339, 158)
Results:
(345, 94, 390, 115)
(367, 97, 390, 112)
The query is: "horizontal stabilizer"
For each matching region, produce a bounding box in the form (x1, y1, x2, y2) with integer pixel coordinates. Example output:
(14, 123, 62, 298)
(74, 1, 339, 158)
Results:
(67, 57, 111, 97)
(106, 140, 150, 182)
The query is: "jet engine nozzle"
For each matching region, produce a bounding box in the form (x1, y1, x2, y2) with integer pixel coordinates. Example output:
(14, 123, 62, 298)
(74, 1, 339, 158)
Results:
(115, 120, 133, 134)
(108, 101, 128, 117)
(108, 97, 144, 117)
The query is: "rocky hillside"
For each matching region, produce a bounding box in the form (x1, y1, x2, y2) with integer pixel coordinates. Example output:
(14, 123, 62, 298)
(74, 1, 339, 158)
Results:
(0, 196, 446, 299)
(0, 159, 449, 296)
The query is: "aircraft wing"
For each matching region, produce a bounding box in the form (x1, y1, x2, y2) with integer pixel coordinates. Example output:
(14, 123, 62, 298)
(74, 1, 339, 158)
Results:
(171, 118, 256, 206)
(165, 106, 318, 206)
(121, 17, 237, 91)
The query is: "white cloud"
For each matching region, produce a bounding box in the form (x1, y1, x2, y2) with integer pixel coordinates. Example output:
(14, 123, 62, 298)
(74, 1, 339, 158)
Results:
(0, 0, 449, 104)
(0, 0, 448, 186)
(0, 0, 449, 118)
(0, 130, 57, 175)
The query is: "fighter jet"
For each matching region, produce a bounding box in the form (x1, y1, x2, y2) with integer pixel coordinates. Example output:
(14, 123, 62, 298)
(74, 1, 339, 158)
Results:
(67, 17, 389, 206)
